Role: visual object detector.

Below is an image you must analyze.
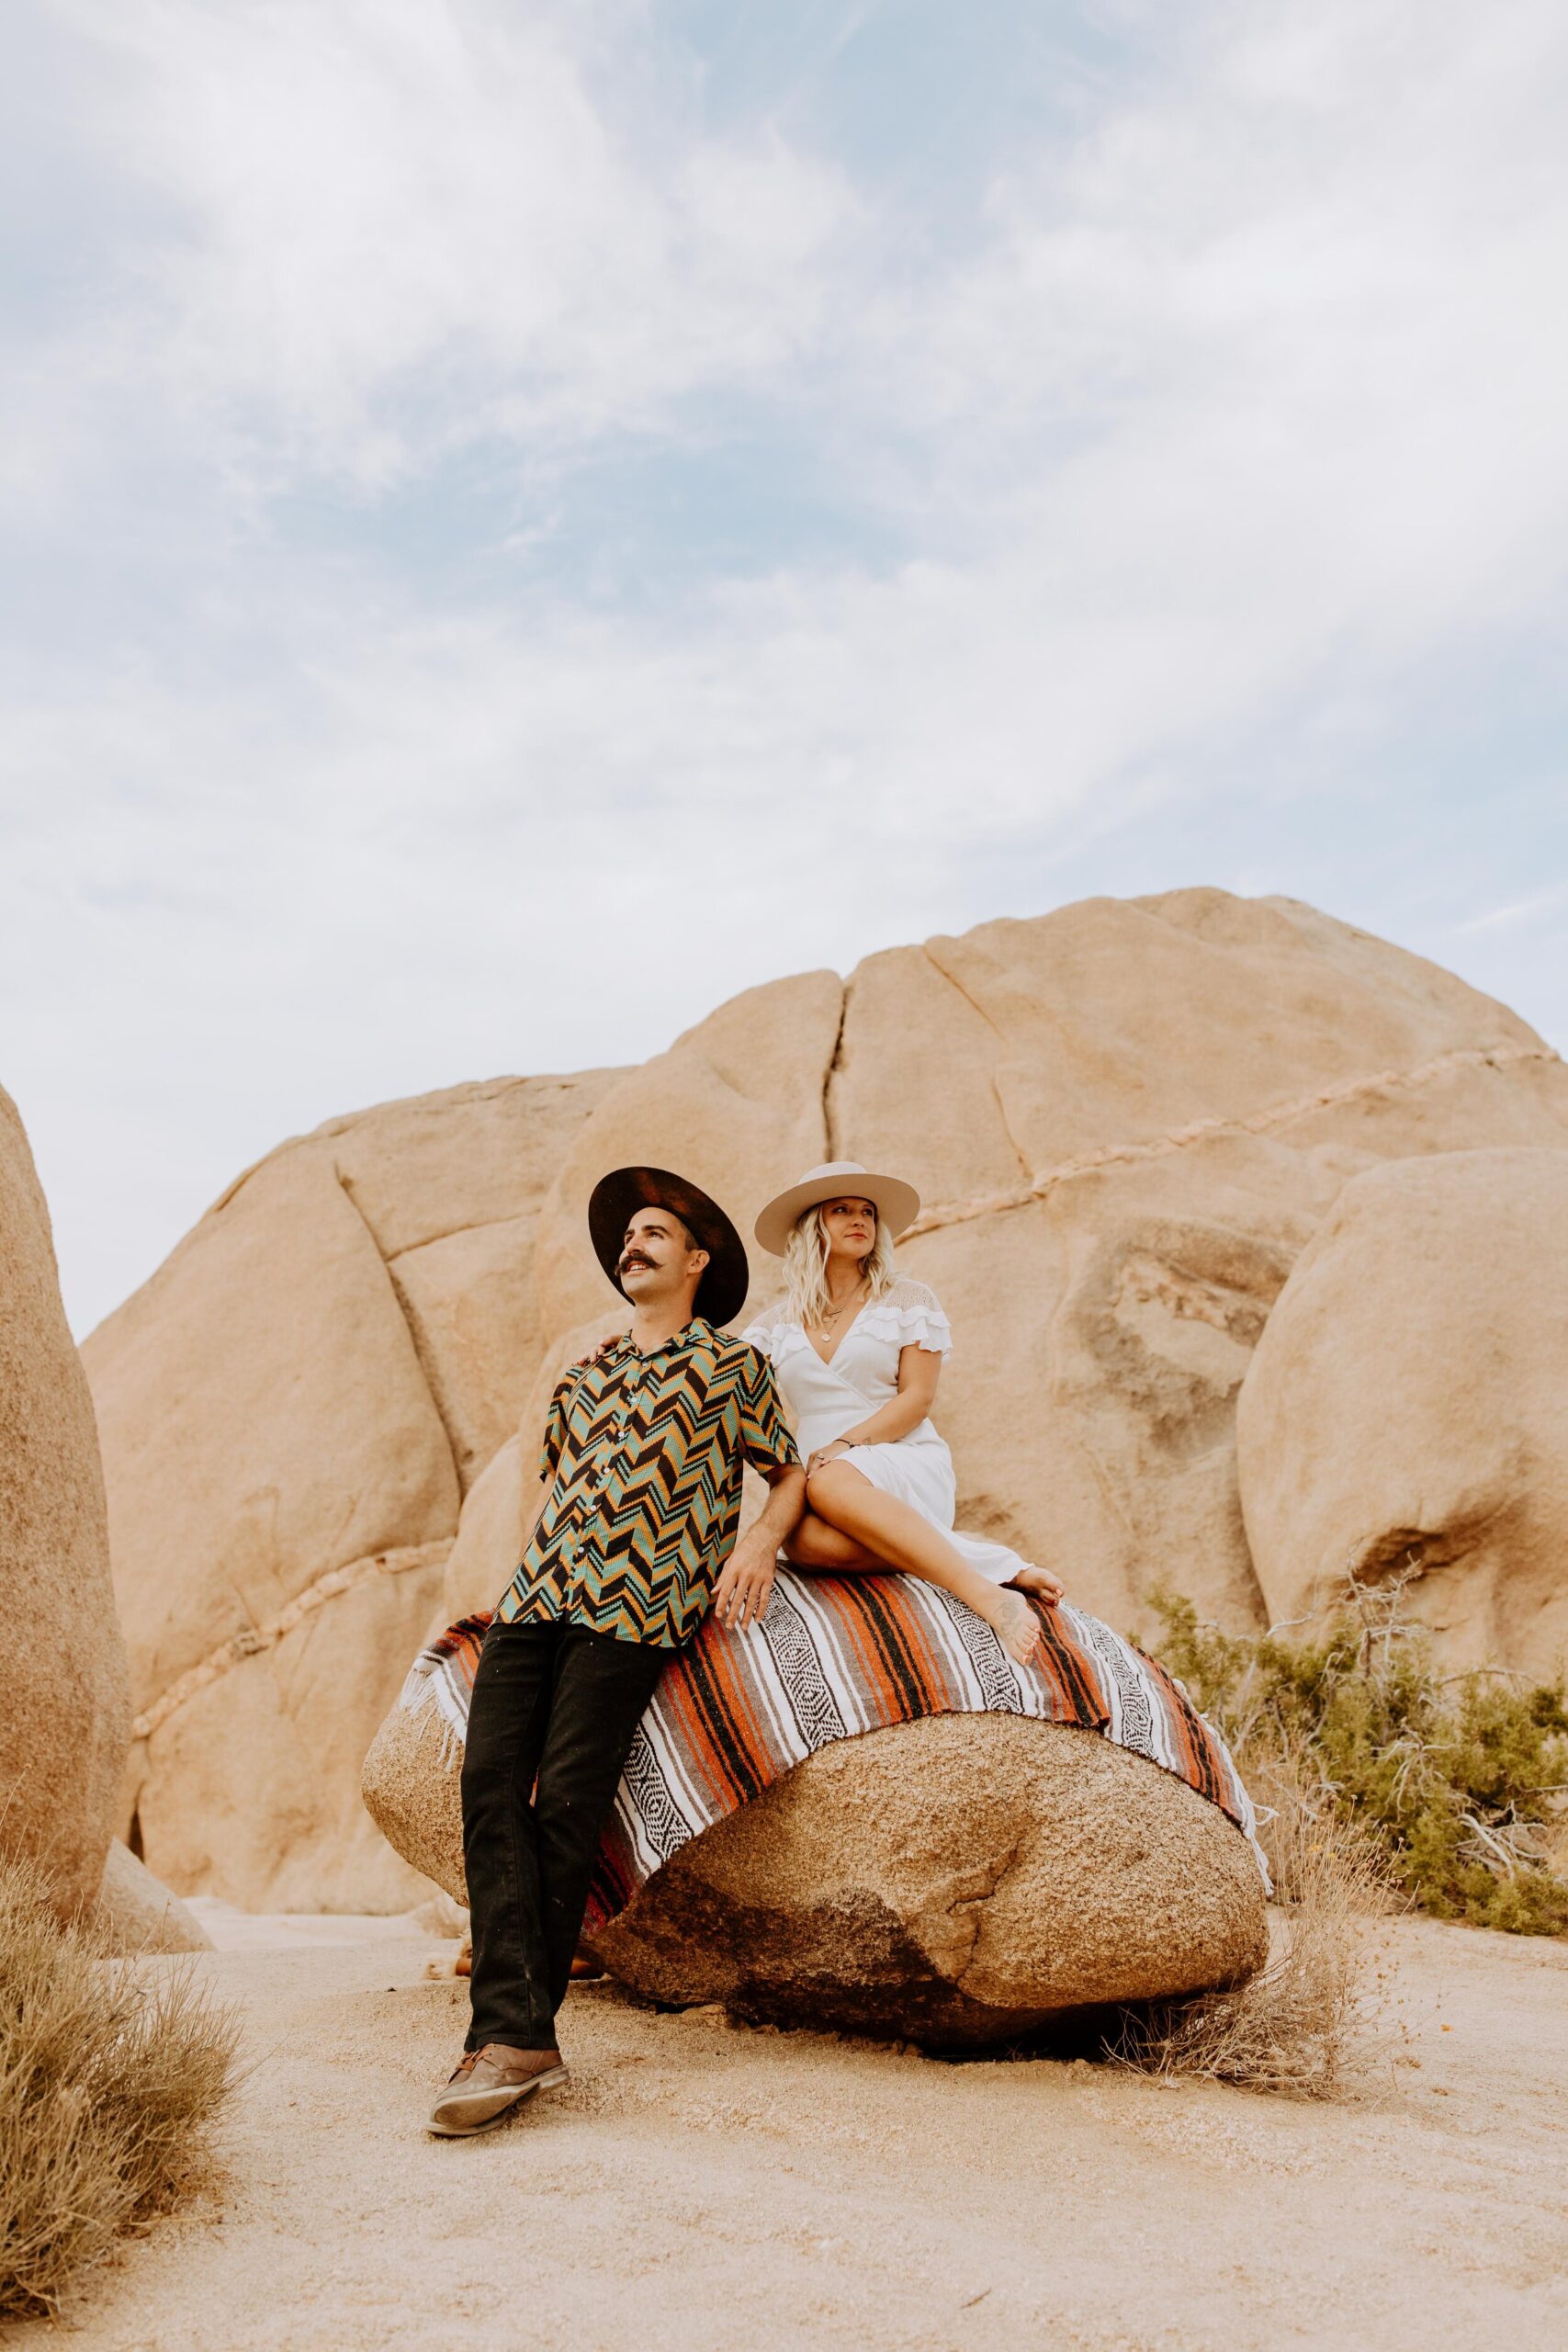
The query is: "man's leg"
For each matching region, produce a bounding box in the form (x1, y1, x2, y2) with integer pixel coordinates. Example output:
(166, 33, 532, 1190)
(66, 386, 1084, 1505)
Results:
(432, 1617, 664, 2135)
(457, 1616, 560, 2054)
(531, 1626, 669, 2019)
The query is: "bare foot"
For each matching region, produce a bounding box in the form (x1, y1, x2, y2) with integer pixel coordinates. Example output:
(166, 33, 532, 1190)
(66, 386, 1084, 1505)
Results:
(1009, 1564, 1065, 1607)
(987, 1587, 1044, 1668)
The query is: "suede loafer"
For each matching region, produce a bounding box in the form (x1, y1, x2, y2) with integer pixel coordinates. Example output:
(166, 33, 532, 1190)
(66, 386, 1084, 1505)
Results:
(427, 2043, 568, 2137)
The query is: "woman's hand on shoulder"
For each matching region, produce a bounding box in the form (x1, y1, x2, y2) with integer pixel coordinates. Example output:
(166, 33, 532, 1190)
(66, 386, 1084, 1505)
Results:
(574, 1329, 624, 1368)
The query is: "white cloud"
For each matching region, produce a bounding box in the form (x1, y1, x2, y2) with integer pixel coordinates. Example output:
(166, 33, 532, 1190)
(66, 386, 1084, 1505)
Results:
(47, 0, 858, 481)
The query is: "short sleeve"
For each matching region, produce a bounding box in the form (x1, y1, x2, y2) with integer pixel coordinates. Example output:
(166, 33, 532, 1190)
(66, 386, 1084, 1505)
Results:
(737, 1349, 800, 1476)
(862, 1279, 952, 1358)
(537, 1374, 573, 1482)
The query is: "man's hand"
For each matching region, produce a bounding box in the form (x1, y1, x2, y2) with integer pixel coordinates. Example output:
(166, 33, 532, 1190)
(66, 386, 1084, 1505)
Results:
(712, 1528, 779, 1634)
(713, 1461, 804, 1633)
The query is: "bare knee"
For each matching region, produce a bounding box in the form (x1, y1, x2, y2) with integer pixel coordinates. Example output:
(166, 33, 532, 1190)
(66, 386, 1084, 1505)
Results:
(805, 1462, 861, 1521)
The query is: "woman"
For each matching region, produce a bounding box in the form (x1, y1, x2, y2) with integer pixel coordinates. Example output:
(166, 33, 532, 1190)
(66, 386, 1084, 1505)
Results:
(742, 1160, 1062, 1667)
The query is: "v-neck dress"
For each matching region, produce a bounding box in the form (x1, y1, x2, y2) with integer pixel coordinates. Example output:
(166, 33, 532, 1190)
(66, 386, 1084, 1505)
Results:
(741, 1276, 1033, 1589)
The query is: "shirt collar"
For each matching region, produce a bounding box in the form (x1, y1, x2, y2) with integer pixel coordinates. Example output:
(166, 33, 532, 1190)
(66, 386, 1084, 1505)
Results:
(606, 1315, 712, 1366)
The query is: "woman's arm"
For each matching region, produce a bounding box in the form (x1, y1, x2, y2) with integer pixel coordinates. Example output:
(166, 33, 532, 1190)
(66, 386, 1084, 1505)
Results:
(806, 1344, 940, 1473)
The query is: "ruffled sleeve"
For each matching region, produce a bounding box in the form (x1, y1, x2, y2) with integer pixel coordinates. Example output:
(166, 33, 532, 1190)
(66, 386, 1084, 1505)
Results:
(741, 1302, 796, 1363)
(859, 1280, 952, 1357)
(739, 1311, 776, 1360)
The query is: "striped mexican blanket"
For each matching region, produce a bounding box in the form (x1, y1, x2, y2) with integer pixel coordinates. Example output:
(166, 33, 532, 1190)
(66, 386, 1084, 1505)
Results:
(396, 1571, 1269, 1931)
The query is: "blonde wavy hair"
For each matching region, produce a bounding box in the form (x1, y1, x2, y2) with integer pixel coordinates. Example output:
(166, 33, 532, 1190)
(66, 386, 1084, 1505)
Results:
(783, 1199, 897, 1330)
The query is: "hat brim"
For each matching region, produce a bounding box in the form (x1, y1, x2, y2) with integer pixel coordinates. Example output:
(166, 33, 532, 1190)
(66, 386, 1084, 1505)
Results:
(588, 1166, 750, 1330)
(753, 1168, 921, 1258)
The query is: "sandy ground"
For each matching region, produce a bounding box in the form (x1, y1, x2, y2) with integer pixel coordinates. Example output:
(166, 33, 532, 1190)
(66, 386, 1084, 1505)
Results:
(11, 1908, 1568, 2352)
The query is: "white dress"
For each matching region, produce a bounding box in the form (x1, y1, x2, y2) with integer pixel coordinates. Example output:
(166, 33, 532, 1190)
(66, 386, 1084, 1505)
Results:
(742, 1277, 1032, 1589)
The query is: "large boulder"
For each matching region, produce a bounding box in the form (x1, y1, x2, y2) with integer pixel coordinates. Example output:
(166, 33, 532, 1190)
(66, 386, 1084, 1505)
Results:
(88, 892, 1568, 1908)
(1236, 1148, 1568, 1682)
(84, 1070, 622, 1910)
(361, 1702, 1266, 2046)
(0, 1085, 130, 1917)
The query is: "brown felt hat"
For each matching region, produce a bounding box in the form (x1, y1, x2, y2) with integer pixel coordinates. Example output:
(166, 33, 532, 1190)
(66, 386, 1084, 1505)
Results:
(588, 1165, 750, 1330)
(752, 1160, 921, 1258)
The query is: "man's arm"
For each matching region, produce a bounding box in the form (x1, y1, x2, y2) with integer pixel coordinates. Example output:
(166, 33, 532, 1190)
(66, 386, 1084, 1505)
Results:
(711, 1464, 807, 1632)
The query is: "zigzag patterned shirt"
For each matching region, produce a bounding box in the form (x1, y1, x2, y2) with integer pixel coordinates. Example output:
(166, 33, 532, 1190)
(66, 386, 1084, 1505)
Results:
(496, 1317, 800, 1648)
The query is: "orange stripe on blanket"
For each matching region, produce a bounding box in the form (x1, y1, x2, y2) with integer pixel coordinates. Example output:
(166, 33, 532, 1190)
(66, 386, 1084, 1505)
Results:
(663, 1630, 779, 1810)
(1032, 1610, 1111, 1724)
(1134, 1644, 1231, 1811)
(818, 1576, 944, 1718)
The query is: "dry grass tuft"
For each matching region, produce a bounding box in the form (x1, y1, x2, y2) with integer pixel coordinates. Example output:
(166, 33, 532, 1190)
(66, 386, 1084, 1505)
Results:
(1108, 1762, 1390, 2098)
(1, 1849, 238, 2319)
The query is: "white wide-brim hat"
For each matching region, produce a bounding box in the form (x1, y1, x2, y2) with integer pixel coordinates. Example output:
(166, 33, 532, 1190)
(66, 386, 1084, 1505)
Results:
(753, 1161, 921, 1258)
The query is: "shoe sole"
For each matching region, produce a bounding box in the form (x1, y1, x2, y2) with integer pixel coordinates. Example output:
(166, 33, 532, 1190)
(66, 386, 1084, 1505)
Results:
(427, 2064, 569, 2137)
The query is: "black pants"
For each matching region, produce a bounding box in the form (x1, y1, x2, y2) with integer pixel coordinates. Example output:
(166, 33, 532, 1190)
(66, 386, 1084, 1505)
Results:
(459, 1615, 668, 2052)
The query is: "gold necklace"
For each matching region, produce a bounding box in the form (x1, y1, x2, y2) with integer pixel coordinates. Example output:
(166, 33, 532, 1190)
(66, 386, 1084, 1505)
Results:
(818, 1275, 868, 1330)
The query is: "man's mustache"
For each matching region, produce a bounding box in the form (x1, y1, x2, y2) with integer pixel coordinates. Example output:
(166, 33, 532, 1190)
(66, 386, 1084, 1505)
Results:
(619, 1251, 655, 1275)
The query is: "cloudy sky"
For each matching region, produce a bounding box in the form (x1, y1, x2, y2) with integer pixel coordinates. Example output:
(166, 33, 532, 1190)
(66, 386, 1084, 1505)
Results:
(5, 0, 1566, 1335)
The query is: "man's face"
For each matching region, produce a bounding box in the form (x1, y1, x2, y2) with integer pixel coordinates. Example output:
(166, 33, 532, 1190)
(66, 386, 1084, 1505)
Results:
(618, 1205, 709, 1307)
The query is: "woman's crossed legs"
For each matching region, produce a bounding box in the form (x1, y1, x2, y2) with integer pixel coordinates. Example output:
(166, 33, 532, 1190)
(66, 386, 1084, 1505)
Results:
(786, 1461, 1046, 1666)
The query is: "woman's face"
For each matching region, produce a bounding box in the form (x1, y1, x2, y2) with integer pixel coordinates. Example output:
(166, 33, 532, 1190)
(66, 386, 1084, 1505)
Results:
(819, 1196, 878, 1261)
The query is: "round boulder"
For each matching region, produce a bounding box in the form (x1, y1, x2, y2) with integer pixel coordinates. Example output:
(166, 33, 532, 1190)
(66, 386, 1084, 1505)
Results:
(361, 1680, 465, 1905)
(594, 1715, 1266, 2045)
(1237, 1147, 1568, 1681)
(362, 1703, 1266, 2047)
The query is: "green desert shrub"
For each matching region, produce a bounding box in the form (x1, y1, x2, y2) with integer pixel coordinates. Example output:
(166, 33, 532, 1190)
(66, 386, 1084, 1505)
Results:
(1, 1850, 238, 2318)
(1152, 1585, 1568, 1935)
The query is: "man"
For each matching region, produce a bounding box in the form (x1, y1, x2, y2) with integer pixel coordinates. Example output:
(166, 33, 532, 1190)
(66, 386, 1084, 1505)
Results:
(429, 1164, 805, 2137)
